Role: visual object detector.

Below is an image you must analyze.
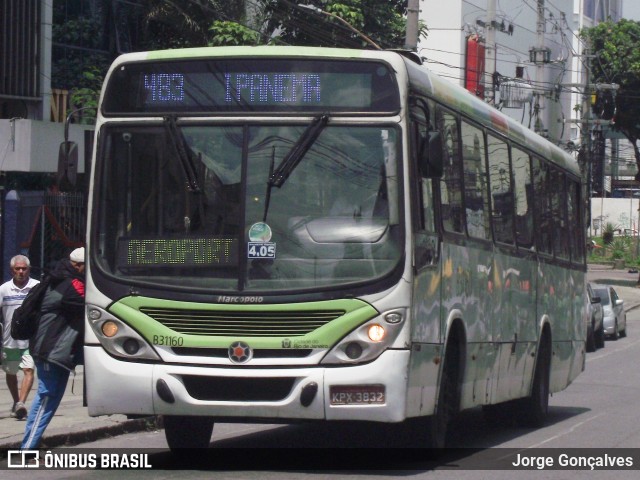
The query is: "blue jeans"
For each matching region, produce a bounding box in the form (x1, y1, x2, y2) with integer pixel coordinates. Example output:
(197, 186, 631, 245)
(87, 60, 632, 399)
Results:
(21, 361, 70, 449)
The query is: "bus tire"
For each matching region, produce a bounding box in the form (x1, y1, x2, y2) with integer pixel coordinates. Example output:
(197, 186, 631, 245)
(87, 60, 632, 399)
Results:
(516, 336, 550, 428)
(164, 415, 214, 450)
(586, 322, 596, 352)
(426, 336, 462, 448)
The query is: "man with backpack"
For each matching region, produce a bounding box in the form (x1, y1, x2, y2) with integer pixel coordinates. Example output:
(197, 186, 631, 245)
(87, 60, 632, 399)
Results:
(0, 255, 38, 420)
(21, 247, 85, 449)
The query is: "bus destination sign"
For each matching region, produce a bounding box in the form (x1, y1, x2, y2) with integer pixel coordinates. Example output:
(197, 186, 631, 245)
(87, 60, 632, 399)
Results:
(103, 58, 400, 114)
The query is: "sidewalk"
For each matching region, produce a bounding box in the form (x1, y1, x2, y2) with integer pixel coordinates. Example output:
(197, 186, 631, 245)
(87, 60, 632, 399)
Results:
(0, 366, 158, 449)
(1, 265, 638, 450)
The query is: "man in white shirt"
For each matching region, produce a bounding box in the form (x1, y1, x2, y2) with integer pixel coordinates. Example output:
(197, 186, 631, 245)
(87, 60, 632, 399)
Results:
(1, 255, 39, 419)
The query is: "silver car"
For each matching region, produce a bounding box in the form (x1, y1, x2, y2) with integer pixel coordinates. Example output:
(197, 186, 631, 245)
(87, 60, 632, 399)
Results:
(586, 283, 605, 351)
(591, 285, 627, 340)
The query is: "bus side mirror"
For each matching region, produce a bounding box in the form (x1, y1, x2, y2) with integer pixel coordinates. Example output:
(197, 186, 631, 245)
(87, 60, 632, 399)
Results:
(57, 141, 78, 190)
(419, 131, 443, 178)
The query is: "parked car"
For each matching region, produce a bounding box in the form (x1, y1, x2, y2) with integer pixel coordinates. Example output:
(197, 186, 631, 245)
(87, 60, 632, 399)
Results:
(614, 228, 639, 237)
(586, 283, 605, 351)
(591, 284, 627, 340)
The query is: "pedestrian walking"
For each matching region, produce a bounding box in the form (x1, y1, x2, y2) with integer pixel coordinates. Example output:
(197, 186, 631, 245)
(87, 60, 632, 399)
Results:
(21, 247, 85, 449)
(0, 255, 38, 420)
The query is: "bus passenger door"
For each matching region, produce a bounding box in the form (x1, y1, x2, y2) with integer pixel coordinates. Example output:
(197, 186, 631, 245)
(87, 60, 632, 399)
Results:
(411, 97, 443, 271)
(406, 97, 443, 417)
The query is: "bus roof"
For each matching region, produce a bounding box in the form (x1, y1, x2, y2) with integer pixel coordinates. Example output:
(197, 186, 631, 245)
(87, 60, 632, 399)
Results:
(112, 45, 399, 63)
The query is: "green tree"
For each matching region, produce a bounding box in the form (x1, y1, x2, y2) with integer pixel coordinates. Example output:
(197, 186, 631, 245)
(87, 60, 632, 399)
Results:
(581, 19, 640, 181)
(139, 0, 246, 49)
(261, 0, 420, 49)
(68, 66, 103, 124)
(208, 21, 262, 46)
(51, 3, 111, 92)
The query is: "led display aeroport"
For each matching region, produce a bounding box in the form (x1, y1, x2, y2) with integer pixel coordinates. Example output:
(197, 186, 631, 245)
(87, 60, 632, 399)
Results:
(117, 237, 239, 267)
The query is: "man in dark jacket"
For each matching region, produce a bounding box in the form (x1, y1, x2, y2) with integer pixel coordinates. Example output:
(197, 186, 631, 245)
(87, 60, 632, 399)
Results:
(21, 247, 85, 449)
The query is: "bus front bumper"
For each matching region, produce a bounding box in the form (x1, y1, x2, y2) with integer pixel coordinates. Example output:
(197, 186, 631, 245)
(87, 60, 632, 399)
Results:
(84, 346, 411, 423)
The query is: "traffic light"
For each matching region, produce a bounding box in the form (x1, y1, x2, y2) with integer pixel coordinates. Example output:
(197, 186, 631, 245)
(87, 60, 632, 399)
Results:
(591, 89, 616, 120)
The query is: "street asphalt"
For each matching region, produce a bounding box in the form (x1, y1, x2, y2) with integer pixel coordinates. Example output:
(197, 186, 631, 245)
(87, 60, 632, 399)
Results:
(1, 264, 639, 450)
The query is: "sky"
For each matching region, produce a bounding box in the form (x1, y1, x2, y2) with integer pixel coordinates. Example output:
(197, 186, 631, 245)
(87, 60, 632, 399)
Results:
(623, 0, 640, 20)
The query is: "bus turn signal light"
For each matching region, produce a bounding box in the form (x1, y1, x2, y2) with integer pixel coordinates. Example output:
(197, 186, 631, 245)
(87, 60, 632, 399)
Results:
(101, 321, 119, 337)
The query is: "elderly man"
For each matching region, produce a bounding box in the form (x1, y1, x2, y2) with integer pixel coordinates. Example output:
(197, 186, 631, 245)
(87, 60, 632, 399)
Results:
(0, 254, 38, 420)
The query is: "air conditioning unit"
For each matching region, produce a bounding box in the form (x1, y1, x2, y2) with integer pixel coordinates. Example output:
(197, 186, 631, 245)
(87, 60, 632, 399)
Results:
(499, 80, 534, 108)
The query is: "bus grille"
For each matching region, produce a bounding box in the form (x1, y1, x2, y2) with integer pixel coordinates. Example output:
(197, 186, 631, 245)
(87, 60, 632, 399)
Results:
(139, 308, 345, 337)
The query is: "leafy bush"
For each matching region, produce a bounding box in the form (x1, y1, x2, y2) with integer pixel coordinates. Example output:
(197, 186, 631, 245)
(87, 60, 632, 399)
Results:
(610, 237, 631, 259)
(602, 223, 616, 245)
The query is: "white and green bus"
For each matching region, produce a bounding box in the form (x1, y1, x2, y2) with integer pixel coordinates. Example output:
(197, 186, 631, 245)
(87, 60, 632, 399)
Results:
(84, 46, 587, 449)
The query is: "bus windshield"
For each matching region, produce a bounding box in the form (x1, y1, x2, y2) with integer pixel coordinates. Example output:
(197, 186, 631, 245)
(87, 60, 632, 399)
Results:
(94, 122, 402, 293)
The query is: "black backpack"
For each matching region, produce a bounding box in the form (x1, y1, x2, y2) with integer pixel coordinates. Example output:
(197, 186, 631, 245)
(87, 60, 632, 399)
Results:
(10, 276, 51, 340)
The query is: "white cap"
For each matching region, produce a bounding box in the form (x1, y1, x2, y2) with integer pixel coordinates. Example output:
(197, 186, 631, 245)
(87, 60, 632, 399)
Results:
(69, 247, 85, 263)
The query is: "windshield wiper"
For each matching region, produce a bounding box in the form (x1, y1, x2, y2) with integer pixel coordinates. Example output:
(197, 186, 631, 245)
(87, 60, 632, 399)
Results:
(263, 114, 329, 222)
(164, 115, 200, 192)
(268, 114, 329, 188)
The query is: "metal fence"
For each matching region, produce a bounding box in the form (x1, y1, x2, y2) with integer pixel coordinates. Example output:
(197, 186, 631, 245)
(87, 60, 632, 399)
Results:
(18, 191, 86, 278)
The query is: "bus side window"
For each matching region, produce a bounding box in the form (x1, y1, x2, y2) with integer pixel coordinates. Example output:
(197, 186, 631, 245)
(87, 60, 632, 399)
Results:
(551, 169, 570, 260)
(461, 121, 490, 240)
(437, 109, 464, 234)
(567, 179, 585, 265)
(532, 157, 553, 255)
(512, 148, 534, 249)
(487, 135, 514, 244)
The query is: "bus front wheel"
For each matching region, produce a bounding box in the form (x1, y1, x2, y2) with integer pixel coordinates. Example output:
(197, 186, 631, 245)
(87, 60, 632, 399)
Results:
(164, 415, 215, 450)
(423, 338, 462, 448)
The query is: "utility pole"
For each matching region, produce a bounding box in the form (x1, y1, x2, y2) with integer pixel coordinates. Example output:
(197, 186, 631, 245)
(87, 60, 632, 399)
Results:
(485, 0, 497, 104)
(583, 50, 599, 240)
(560, 79, 618, 224)
(583, 49, 592, 187)
(405, 0, 420, 51)
(535, 0, 546, 134)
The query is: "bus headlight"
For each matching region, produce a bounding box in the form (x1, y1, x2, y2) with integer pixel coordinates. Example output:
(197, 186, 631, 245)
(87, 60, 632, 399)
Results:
(86, 305, 160, 361)
(367, 324, 386, 342)
(321, 309, 406, 364)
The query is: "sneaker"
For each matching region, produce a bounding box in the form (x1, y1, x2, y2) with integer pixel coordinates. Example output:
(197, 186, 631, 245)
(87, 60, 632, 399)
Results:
(9, 402, 17, 418)
(14, 402, 27, 420)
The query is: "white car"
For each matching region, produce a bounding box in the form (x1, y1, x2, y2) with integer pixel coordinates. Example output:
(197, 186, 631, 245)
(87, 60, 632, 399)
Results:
(591, 285, 627, 340)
